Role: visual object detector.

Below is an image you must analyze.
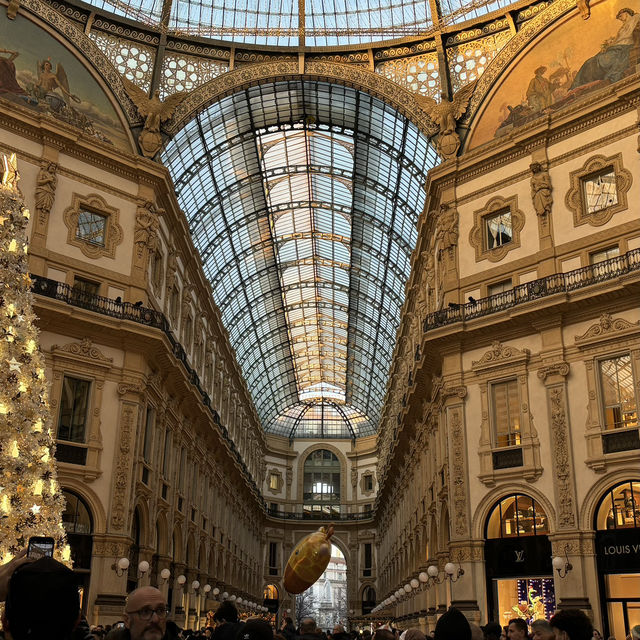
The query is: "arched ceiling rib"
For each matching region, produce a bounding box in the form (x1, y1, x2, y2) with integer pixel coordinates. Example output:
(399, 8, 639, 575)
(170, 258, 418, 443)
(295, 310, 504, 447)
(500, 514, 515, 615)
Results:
(162, 80, 437, 437)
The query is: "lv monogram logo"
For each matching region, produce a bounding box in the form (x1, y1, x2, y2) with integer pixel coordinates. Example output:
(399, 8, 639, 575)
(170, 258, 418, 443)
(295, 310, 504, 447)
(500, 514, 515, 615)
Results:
(514, 550, 525, 562)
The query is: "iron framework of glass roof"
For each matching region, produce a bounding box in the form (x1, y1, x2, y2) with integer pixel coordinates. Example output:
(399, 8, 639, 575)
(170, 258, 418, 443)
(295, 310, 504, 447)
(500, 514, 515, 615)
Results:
(78, 0, 516, 46)
(162, 80, 437, 438)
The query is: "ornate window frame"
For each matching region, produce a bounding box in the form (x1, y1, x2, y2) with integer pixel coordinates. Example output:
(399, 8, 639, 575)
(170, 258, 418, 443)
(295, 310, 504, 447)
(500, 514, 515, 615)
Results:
(575, 313, 640, 472)
(267, 469, 283, 494)
(565, 153, 632, 227)
(360, 472, 376, 496)
(469, 195, 525, 263)
(471, 341, 542, 487)
(48, 338, 112, 481)
(63, 193, 123, 259)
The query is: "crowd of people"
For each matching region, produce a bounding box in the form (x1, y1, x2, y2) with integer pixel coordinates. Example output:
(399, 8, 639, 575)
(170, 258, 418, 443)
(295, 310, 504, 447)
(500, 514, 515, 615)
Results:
(1, 554, 639, 640)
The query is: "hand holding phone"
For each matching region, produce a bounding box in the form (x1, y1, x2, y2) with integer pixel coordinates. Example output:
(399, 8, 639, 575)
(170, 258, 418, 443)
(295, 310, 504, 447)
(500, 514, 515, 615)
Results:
(27, 536, 55, 559)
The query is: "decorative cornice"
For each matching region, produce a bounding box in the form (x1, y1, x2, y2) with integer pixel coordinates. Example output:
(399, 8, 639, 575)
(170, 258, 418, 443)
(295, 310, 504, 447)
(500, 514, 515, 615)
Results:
(472, 341, 530, 370)
(51, 337, 113, 366)
(574, 313, 640, 345)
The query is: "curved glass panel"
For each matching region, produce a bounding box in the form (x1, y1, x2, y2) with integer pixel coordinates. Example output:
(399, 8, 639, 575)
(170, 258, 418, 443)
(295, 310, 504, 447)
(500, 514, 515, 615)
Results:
(77, 0, 517, 46)
(486, 494, 549, 539)
(596, 481, 640, 530)
(163, 80, 436, 437)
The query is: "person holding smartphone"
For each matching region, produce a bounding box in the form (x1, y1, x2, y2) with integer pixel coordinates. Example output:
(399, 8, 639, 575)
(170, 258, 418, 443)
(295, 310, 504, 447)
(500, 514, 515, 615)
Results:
(1, 551, 81, 640)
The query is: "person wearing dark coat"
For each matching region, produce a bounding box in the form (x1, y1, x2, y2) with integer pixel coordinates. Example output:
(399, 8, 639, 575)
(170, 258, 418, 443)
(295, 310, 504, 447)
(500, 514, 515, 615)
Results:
(212, 602, 243, 640)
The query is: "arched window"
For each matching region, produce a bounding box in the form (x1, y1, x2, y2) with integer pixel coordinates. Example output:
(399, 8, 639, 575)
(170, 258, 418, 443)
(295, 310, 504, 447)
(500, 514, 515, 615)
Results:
(303, 449, 341, 517)
(61, 490, 93, 612)
(595, 480, 640, 530)
(486, 494, 549, 538)
(362, 585, 376, 614)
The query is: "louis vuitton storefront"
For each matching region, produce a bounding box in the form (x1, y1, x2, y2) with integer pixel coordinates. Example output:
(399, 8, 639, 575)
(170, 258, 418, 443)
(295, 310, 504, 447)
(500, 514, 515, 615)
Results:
(595, 481, 640, 640)
(484, 494, 556, 626)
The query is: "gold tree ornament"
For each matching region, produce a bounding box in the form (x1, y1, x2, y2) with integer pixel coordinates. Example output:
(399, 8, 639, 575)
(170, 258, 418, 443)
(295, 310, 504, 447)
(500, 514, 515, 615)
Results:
(0, 154, 68, 564)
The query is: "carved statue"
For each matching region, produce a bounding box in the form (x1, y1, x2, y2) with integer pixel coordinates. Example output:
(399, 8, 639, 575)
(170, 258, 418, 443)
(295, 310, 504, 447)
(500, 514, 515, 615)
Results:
(415, 82, 476, 159)
(134, 200, 161, 260)
(435, 203, 459, 256)
(7, 0, 20, 19)
(35, 161, 57, 224)
(577, 0, 590, 19)
(530, 162, 553, 217)
(122, 78, 187, 158)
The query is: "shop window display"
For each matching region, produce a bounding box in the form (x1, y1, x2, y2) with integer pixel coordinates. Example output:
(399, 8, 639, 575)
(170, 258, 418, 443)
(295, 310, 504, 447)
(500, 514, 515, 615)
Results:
(485, 494, 554, 625)
(595, 481, 640, 639)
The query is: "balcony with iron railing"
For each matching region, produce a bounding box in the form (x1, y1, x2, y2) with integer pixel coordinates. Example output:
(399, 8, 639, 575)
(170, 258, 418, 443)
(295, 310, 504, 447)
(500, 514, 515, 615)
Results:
(265, 505, 374, 521)
(423, 248, 640, 333)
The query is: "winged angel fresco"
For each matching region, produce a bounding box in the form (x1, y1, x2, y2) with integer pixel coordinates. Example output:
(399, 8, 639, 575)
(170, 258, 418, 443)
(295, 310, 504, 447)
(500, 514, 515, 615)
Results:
(415, 81, 476, 160)
(122, 78, 188, 158)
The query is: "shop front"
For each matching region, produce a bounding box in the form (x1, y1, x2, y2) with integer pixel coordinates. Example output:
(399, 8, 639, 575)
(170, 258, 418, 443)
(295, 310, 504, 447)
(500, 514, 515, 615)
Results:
(484, 494, 556, 627)
(595, 481, 640, 639)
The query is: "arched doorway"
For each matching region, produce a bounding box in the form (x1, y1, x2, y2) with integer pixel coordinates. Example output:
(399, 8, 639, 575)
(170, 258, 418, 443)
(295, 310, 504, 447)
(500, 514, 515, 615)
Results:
(263, 584, 279, 626)
(594, 480, 640, 639)
(362, 586, 376, 615)
(61, 490, 93, 613)
(301, 544, 347, 631)
(484, 494, 554, 626)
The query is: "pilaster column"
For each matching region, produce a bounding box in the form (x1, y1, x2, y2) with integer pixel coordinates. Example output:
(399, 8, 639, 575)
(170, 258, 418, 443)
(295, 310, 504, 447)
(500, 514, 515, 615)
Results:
(538, 362, 592, 614)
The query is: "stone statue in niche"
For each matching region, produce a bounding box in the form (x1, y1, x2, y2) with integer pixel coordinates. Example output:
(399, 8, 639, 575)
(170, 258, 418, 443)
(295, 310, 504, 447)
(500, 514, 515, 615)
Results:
(530, 162, 553, 217)
(435, 203, 459, 257)
(134, 200, 161, 258)
(34, 161, 57, 225)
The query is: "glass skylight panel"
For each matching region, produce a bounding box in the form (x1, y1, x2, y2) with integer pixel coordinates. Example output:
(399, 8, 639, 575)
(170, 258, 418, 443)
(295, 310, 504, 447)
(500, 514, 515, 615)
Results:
(162, 80, 436, 437)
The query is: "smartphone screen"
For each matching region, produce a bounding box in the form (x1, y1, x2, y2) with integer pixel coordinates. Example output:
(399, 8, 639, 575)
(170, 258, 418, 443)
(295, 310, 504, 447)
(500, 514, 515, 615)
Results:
(27, 536, 55, 559)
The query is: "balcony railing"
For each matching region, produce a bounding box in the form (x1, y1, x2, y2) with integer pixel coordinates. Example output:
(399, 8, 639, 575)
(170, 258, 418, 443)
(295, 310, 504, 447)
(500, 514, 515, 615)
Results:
(266, 507, 374, 521)
(424, 248, 640, 332)
(30, 275, 265, 509)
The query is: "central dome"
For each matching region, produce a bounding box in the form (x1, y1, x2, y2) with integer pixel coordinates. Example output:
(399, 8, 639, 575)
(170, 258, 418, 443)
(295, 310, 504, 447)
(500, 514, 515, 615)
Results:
(79, 0, 513, 47)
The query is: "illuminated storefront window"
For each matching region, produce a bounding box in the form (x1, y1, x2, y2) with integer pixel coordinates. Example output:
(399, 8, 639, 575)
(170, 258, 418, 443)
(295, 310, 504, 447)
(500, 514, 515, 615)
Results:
(485, 494, 554, 626)
(595, 481, 640, 639)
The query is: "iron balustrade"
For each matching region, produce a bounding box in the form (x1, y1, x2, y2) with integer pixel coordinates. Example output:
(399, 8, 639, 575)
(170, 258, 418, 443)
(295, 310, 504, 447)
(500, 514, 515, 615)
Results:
(266, 507, 374, 521)
(423, 248, 640, 332)
(30, 274, 265, 510)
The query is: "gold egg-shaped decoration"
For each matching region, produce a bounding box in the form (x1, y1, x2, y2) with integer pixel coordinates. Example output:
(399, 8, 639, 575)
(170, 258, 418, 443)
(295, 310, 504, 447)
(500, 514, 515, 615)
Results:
(283, 524, 335, 594)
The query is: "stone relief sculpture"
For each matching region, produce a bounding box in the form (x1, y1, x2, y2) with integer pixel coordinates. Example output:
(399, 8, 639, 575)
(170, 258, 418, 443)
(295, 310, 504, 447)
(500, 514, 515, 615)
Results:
(415, 82, 476, 159)
(134, 199, 161, 256)
(435, 203, 459, 256)
(529, 162, 553, 217)
(122, 77, 188, 158)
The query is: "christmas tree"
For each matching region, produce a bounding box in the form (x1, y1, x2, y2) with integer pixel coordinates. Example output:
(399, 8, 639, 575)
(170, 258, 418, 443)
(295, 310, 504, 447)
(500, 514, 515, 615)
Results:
(0, 154, 68, 563)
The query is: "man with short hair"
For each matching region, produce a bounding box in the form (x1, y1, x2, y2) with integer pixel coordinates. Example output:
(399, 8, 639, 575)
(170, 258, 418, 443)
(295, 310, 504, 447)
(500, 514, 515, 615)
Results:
(332, 625, 349, 640)
(550, 609, 593, 640)
(2, 556, 81, 640)
(531, 620, 554, 640)
(123, 586, 169, 640)
(212, 601, 242, 640)
(507, 619, 529, 640)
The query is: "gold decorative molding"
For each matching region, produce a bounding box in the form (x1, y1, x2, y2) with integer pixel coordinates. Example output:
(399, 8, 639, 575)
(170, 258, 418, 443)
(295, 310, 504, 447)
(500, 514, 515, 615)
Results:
(62, 192, 123, 260)
(166, 61, 438, 139)
(565, 153, 632, 227)
(469, 194, 525, 263)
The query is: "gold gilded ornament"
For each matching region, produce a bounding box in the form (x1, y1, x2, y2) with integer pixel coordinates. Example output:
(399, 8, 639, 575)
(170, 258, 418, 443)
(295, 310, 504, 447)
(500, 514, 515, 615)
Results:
(283, 524, 334, 594)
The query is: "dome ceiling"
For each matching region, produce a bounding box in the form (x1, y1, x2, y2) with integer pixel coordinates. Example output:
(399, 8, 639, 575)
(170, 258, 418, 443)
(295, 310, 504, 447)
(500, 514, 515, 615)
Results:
(79, 0, 514, 46)
(162, 80, 437, 437)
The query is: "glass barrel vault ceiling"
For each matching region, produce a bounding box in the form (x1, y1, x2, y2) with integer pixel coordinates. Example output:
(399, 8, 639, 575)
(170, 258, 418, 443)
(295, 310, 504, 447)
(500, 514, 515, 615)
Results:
(162, 81, 437, 437)
(79, 0, 515, 46)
